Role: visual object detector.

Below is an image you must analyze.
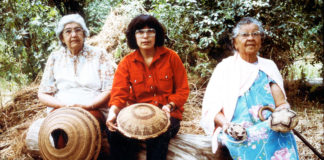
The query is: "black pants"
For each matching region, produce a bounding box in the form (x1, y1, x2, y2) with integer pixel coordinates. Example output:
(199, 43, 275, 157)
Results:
(106, 117, 180, 160)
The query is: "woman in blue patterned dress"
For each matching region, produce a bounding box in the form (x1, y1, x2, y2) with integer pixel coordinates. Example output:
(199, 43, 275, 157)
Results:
(200, 17, 299, 160)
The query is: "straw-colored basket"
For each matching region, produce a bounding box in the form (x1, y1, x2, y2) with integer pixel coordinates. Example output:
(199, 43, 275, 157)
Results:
(38, 107, 101, 160)
(117, 103, 170, 140)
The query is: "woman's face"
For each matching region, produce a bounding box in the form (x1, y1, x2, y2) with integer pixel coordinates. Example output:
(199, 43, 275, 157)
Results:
(135, 26, 156, 50)
(234, 23, 262, 57)
(60, 22, 85, 53)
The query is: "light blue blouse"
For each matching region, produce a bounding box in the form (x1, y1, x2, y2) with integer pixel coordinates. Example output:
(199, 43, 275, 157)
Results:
(219, 71, 299, 160)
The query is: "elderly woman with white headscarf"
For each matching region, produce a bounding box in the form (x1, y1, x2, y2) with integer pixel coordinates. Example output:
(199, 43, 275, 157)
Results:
(200, 17, 299, 159)
(38, 14, 116, 148)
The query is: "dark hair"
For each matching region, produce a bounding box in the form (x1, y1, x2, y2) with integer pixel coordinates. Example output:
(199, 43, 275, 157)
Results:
(126, 14, 165, 49)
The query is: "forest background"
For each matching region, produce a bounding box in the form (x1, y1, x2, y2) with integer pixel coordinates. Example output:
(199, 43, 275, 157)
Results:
(0, 0, 323, 159)
(0, 0, 323, 99)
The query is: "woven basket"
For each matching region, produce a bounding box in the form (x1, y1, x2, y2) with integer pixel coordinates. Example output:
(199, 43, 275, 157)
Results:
(117, 103, 170, 140)
(38, 107, 101, 160)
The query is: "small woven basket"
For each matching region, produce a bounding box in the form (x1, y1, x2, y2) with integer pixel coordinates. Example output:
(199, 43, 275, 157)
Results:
(117, 103, 170, 140)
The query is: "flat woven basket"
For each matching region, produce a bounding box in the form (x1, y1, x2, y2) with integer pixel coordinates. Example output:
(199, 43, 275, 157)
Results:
(117, 103, 170, 140)
(38, 107, 101, 160)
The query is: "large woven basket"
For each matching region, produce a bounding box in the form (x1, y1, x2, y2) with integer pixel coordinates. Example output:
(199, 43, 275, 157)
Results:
(117, 103, 170, 140)
(38, 107, 101, 160)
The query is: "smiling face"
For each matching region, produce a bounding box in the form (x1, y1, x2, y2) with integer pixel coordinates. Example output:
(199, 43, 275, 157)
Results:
(60, 22, 85, 54)
(234, 23, 262, 62)
(135, 26, 156, 51)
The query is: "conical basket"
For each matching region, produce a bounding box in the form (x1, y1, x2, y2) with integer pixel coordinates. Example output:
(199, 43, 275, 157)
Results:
(38, 107, 101, 160)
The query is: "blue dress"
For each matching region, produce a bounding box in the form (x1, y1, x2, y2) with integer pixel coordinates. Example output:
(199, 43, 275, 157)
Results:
(219, 71, 299, 160)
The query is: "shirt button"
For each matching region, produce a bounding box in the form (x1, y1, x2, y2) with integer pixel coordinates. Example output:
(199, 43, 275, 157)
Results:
(154, 101, 157, 104)
(149, 75, 152, 78)
(165, 75, 168, 79)
(150, 86, 153, 90)
(154, 93, 156, 97)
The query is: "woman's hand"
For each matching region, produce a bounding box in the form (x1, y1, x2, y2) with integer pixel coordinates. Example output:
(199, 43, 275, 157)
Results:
(161, 104, 171, 118)
(67, 104, 92, 110)
(224, 123, 247, 141)
(73, 91, 111, 110)
(214, 111, 230, 129)
(106, 105, 120, 132)
(38, 92, 67, 109)
(74, 104, 94, 110)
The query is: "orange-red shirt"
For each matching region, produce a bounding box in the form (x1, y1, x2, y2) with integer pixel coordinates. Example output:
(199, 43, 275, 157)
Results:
(109, 46, 189, 120)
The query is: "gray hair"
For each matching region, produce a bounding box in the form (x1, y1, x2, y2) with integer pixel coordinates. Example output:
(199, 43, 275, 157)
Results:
(55, 14, 89, 45)
(232, 17, 264, 39)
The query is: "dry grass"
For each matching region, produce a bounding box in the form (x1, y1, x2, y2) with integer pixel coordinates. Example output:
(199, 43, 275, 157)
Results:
(1, 3, 146, 159)
(0, 86, 46, 160)
(0, 81, 323, 159)
(178, 79, 324, 160)
(0, 85, 46, 132)
(179, 81, 206, 135)
(0, 1, 322, 159)
(292, 101, 324, 160)
(86, 1, 147, 61)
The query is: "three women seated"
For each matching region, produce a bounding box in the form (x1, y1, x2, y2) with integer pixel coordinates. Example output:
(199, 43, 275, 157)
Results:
(38, 13, 298, 160)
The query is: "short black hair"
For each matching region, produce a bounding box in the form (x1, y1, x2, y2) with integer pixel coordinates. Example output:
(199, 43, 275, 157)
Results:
(126, 14, 165, 49)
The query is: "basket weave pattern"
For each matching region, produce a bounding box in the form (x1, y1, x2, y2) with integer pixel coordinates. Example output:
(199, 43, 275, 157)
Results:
(38, 107, 101, 160)
(117, 103, 170, 140)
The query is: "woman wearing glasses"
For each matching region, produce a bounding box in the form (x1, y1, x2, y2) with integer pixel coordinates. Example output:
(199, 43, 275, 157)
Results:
(106, 14, 189, 160)
(200, 17, 299, 159)
(38, 14, 116, 148)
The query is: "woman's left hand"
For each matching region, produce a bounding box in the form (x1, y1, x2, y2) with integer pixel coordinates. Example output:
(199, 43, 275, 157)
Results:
(162, 104, 171, 118)
(70, 104, 93, 110)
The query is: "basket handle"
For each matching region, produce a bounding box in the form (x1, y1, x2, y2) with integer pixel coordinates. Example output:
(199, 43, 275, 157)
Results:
(258, 106, 274, 121)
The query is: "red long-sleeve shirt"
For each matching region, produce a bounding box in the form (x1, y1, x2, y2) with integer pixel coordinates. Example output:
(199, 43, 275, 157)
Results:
(109, 46, 189, 120)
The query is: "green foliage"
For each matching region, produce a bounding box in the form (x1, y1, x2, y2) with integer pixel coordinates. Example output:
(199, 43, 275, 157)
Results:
(0, 0, 124, 85)
(147, 0, 273, 80)
(286, 57, 322, 81)
(255, 0, 323, 78)
(0, 0, 322, 88)
(0, 0, 59, 84)
(84, 0, 124, 35)
(46, 0, 90, 16)
(147, 0, 323, 81)
(148, 0, 216, 79)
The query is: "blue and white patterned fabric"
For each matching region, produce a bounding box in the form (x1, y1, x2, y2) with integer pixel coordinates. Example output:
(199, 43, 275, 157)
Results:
(219, 71, 299, 160)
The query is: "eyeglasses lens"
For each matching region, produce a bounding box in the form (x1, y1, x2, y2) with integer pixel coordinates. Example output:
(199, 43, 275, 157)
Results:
(135, 28, 156, 37)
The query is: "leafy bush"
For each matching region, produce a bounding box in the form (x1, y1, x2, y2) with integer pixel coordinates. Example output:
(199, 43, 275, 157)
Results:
(0, 0, 59, 84)
(147, 0, 323, 83)
(0, 0, 123, 85)
(84, 0, 124, 35)
(0, 0, 322, 87)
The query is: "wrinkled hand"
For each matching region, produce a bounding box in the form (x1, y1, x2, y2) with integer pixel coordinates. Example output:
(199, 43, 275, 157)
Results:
(270, 107, 298, 133)
(224, 123, 247, 141)
(106, 106, 120, 132)
(161, 104, 171, 118)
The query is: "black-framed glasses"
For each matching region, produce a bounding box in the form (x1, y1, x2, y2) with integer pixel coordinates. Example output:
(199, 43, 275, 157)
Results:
(135, 28, 156, 38)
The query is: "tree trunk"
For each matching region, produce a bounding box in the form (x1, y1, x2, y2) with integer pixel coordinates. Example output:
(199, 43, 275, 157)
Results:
(26, 119, 231, 160)
(138, 134, 232, 160)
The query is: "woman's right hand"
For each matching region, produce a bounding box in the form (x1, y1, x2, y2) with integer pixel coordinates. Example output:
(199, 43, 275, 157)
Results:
(106, 105, 120, 132)
(224, 123, 247, 141)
